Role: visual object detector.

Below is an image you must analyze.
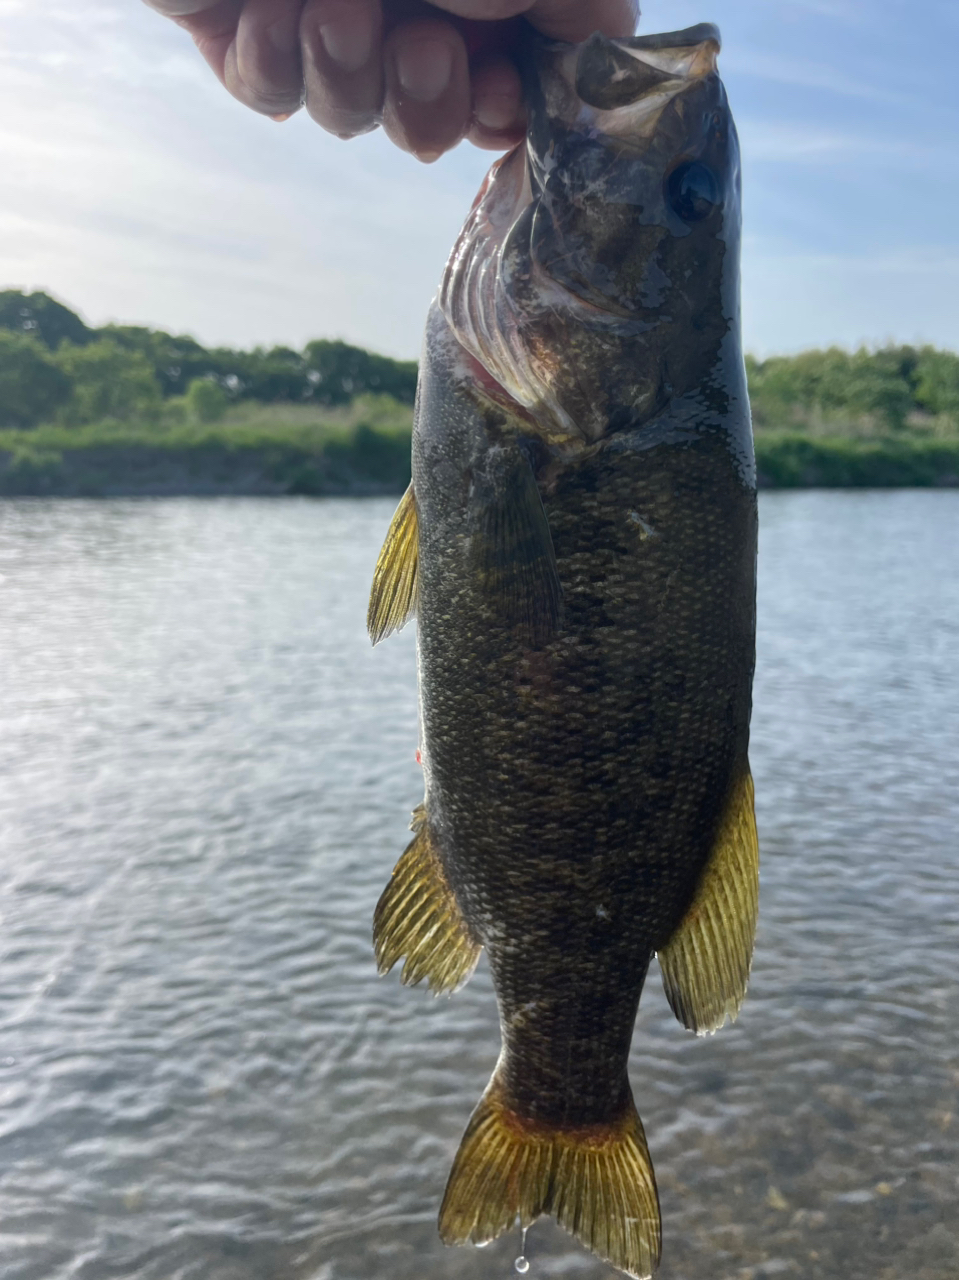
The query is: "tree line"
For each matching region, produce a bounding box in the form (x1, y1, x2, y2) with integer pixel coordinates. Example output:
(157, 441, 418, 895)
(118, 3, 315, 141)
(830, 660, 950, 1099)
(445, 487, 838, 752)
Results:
(0, 290, 418, 429)
(1, 289, 958, 434)
(746, 347, 959, 433)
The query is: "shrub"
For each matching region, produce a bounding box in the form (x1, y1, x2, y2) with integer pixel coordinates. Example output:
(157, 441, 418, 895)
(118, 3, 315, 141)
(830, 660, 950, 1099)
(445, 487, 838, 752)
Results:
(186, 377, 228, 423)
(0, 329, 74, 427)
(54, 339, 163, 425)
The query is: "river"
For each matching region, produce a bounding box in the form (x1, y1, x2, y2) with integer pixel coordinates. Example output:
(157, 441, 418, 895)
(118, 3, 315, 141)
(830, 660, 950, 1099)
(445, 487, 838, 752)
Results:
(0, 491, 956, 1280)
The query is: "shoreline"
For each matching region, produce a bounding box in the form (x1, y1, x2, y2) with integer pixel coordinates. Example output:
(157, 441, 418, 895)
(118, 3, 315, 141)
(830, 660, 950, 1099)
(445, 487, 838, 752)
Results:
(1, 432, 957, 498)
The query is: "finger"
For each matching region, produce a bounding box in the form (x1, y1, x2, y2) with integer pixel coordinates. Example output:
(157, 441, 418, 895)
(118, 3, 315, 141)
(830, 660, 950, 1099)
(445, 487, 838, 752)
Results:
(467, 56, 525, 151)
(301, 0, 384, 138)
(377, 0, 635, 33)
(383, 17, 471, 162)
(232, 0, 305, 115)
(166, 0, 243, 86)
(143, 0, 224, 14)
(405, 0, 534, 16)
(526, 0, 638, 42)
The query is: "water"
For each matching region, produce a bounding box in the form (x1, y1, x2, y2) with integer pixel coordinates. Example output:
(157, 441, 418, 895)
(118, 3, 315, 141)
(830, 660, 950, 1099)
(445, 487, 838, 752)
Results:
(0, 491, 956, 1280)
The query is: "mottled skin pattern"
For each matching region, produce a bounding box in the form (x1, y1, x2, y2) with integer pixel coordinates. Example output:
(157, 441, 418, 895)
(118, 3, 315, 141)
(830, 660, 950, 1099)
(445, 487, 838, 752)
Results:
(412, 30, 756, 1134)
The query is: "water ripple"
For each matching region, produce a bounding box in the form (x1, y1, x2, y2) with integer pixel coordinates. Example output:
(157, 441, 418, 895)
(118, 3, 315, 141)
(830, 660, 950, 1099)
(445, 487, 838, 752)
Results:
(0, 493, 956, 1280)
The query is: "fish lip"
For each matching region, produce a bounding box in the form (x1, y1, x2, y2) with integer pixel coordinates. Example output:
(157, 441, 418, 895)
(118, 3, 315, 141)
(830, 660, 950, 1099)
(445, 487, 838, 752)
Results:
(534, 24, 722, 56)
(625, 23, 722, 53)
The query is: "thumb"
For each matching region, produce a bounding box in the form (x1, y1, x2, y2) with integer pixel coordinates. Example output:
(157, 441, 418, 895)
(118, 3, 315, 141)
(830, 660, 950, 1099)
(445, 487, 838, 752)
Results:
(526, 0, 638, 43)
(142, 1, 225, 15)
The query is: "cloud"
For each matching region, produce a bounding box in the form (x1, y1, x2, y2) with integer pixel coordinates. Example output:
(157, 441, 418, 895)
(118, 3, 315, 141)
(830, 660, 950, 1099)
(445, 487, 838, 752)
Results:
(780, 0, 868, 21)
(723, 47, 907, 104)
(0, 0, 489, 355)
(1, 0, 956, 357)
(737, 120, 949, 168)
(743, 246, 959, 355)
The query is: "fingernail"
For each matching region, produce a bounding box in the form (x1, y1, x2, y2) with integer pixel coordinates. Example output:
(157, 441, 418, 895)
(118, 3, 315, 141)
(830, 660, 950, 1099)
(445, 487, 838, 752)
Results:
(394, 38, 453, 104)
(319, 15, 373, 73)
(272, 112, 294, 122)
(267, 15, 299, 55)
(474, 94, 519, 132)
(418, 148, 442, 164)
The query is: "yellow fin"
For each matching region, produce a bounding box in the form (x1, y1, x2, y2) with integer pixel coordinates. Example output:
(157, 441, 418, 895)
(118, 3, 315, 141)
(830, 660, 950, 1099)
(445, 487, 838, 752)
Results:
(658, 767, 759, 1036)
(367, 483, 418, 645)
(439, 1075, 661, 1280)
(373, 806, 481, 995)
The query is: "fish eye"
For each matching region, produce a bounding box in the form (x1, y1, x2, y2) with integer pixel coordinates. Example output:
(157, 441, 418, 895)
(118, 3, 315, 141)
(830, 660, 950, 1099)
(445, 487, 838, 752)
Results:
(666, 161, 721, 222)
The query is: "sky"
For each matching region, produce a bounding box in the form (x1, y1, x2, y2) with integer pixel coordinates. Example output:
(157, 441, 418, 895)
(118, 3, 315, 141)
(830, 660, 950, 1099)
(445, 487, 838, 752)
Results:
(1, 0, 957, 359)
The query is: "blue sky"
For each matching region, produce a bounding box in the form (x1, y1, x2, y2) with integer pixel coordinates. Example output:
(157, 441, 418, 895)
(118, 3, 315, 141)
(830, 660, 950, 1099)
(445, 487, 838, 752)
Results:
(1, 0, 957, 358)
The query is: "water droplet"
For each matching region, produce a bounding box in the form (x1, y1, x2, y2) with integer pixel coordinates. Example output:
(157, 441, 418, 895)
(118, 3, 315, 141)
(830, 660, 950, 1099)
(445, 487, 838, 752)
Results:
(514, 1226, 530, 1272)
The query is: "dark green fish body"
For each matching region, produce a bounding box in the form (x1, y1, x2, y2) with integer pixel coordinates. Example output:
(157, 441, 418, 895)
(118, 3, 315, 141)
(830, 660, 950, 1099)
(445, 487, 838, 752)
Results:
(370, 25, 759, 1279)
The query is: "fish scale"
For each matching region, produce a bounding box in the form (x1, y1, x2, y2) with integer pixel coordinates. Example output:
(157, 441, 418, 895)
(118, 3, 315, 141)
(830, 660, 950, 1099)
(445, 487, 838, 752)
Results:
(368, 23, 759, 1280)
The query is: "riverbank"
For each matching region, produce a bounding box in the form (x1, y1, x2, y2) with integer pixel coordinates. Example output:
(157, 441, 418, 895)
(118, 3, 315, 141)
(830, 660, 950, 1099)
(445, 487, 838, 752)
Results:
(754, 432, 959, 488)
(0, 401, 413, 497)
(1, 415, 958, 496)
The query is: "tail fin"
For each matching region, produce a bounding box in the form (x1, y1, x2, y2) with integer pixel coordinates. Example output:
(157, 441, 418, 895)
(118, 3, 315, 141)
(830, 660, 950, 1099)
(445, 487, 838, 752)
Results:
(439, 1074, 661, 1279)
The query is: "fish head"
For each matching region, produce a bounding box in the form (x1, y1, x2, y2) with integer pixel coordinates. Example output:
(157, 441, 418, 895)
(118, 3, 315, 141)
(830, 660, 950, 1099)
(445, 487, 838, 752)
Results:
(440, 24, 742, 447)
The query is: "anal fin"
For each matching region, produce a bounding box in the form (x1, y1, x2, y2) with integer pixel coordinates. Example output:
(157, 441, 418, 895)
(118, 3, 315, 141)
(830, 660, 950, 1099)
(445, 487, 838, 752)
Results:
(367, 483, 418, 645)
(658, 766, 760, 1035)
(440, 1072, 661, 1280)
(373, 806, 481, 995)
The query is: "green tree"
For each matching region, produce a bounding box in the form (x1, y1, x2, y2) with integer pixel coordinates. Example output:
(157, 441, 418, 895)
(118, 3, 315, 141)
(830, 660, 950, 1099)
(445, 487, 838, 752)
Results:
(54, 339, 162, 424)
(0, 290, 92, 350)
(747, 345, 923, 432)
(235, 345, 311, 401)
(0, 329, 74, 427)
(186, 377, 228, 423)
(303, 339, 418, 406)
(99, 324, 223, 397)
(913, 347, 959, 418)
(840, 347, 913, 429)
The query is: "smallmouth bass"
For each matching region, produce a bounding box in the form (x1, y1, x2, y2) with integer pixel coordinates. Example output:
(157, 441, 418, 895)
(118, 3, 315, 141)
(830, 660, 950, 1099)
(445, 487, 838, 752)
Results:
(368, 23, 758, 1280)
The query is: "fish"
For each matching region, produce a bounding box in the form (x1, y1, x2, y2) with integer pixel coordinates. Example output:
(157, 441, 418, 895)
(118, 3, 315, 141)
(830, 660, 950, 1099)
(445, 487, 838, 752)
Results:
(367, 22, 758, 1280)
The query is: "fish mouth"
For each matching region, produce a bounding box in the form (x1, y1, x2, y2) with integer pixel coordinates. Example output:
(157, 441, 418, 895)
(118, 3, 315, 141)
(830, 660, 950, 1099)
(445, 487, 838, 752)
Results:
(526, 26, 721, 170)
(439, 25, 727, 446)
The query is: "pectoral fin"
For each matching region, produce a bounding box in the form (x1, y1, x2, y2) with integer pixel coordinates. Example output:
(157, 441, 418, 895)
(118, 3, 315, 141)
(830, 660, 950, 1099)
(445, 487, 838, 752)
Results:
(374, 806, 481, 995)
(367, 483, 418, 645)
(658, 767, 759, 1035)
(470, 445, 563, 646)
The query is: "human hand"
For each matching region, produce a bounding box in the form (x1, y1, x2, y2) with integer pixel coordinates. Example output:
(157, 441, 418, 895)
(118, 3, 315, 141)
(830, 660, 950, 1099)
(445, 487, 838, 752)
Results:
(144, 1, 638, 160)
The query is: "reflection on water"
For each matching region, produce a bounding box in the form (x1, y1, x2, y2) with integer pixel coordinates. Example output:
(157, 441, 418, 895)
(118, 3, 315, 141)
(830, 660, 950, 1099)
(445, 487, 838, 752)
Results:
(0, 492, 956, 1280)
